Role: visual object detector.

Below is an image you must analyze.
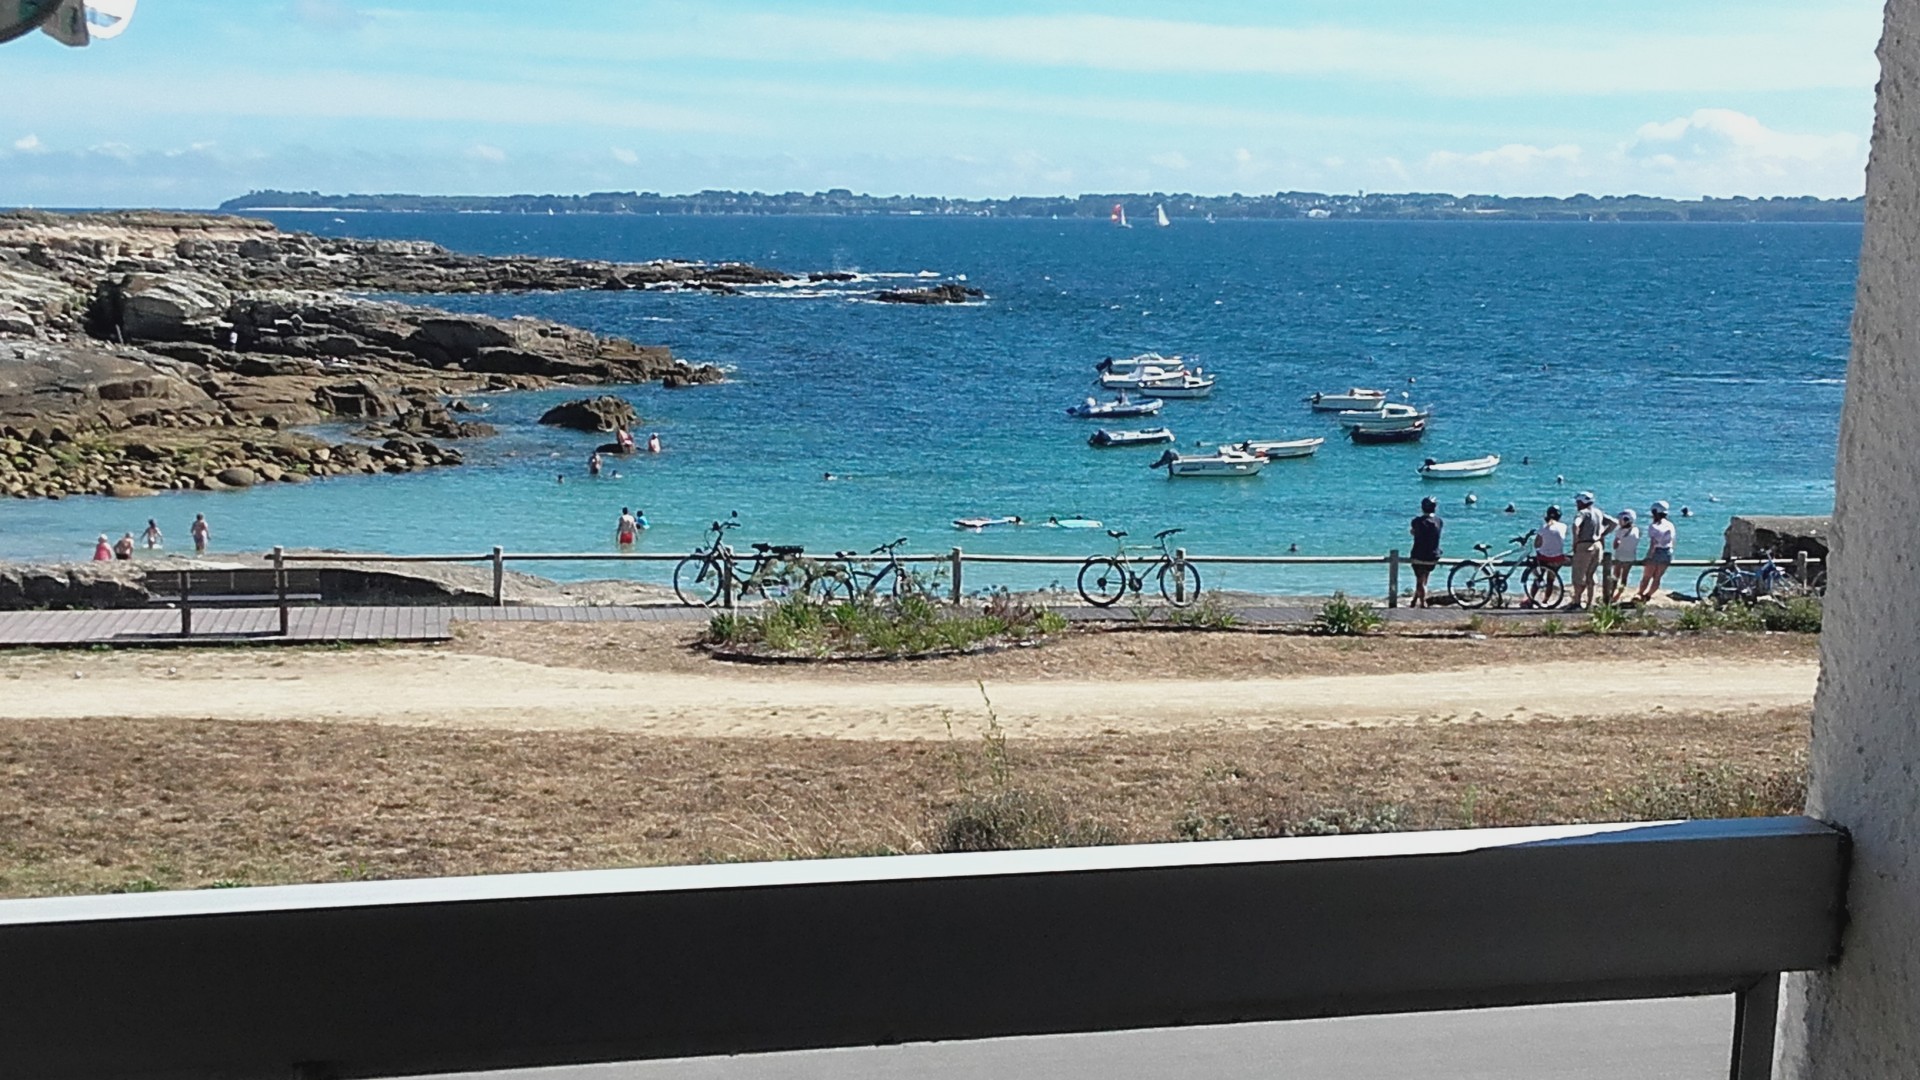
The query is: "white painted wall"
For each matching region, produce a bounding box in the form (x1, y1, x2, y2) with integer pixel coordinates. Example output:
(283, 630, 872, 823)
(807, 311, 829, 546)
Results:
(1776, 1, 1920, 1074)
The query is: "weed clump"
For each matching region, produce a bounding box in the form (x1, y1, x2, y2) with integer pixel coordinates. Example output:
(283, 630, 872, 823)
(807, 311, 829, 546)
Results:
(703, 590, 1064, 659)
(1312, 592, 1382, 636)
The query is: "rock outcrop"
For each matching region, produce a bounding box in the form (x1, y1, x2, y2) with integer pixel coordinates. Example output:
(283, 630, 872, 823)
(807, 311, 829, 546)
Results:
(872, 282, 984, 304)
(538, 396, 637, 432)
(1723, 515, 1832, 560)
(0, 211, 754, 498)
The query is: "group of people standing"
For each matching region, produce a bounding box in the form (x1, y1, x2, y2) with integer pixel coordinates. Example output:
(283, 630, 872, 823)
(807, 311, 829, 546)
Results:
(92, 514, 211, 561)
(1408, 491, 1678, 609)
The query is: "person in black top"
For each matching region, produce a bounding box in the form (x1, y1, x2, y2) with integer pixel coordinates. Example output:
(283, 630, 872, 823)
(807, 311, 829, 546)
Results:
(1409, 496, 1443, 608)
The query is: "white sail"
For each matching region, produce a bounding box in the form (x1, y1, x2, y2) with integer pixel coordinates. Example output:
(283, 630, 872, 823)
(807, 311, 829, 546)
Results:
(84, 0, 136, 39)
(1156, 203, 1171, 227)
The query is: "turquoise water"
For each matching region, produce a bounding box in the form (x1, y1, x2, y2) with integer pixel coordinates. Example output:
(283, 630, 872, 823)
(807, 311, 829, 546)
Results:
(0, 215, 1854, 595)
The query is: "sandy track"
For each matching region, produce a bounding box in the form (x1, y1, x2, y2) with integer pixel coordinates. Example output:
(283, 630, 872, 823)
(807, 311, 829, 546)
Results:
(0, 650, 1817, 738)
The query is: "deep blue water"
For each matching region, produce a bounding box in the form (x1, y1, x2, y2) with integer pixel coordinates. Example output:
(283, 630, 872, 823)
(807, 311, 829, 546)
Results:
(0, 214, 1855, 594)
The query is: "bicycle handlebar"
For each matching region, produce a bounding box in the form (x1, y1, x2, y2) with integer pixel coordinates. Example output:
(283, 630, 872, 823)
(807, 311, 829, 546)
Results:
(1155, 527, 1183, 540)
(1107, 529, 1127, 539)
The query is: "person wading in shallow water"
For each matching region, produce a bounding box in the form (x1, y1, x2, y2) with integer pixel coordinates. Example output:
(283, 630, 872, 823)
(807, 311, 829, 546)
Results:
(1408, 496, 1443, 608)
(190, 513, 209, 554)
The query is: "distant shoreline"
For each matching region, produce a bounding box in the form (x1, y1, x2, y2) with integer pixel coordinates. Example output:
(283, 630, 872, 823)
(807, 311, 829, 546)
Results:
(221, 188, 1864, 224)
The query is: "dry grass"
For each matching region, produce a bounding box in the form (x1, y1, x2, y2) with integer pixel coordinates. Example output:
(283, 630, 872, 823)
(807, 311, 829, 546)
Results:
(449, 620, 1817, 683)
(0, 706, 1808, 898)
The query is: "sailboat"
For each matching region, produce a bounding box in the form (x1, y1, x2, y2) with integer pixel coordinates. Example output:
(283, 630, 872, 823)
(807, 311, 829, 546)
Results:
(1155, 204, 1171, 228)
(1111, 203, 1132, 229)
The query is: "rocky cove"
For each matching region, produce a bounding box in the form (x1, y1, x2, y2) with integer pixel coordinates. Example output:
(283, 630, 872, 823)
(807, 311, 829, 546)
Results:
(0, 210, 963, 502)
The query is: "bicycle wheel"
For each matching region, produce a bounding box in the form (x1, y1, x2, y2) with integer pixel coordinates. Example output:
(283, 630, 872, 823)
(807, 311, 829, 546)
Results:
(1694, 567, 1728, 605)
(1156, 560, 1202, 606)
(1077, 557, 1129, 607)
(1524, 564, 1564, 608)
(1809, 569, 1828, 597)
(673, 553, 724, 607)
(803, 565, 857, 604)
(1446, 561, 1494, 609)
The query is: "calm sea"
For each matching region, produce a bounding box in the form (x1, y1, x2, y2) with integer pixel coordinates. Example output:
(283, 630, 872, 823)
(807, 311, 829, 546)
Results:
(0, 214, 1855, 595)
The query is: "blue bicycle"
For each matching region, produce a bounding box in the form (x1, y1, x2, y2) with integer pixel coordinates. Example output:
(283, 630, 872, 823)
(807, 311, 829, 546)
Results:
(1695, 549, 1823, 605)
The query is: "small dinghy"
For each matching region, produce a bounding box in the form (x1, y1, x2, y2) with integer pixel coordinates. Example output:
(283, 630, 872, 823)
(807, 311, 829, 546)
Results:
(1349, 419, 1427, 444)
(1337, 402, 1429, 429)
(1150, 447, 1265, 477)
(1237, 437, 1325, 460)
(1306, 388, 1387, 411)
(1419, 454, 1500, 479)
(953, 515, 1025, 530)
(1066, 394, 1166, 419)
(1089, 426, 1175, 448)
(1136, 371, 1216, 399)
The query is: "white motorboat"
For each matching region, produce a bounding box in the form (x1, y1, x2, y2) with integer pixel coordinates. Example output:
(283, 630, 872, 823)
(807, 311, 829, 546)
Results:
(1150, 447, 1265, 477)
(1307, 388, 1387, 411)
(1237, 436, 1325, 459)
(1337, 402, 1429, 429)
(1066, 394, 1166, 419)
(1418, 454, 1500, 480)
(1136, 371, 1217, 399)
(1089, 427, 1176, 448)
(1098, 364, 1187, 390)
(1097, 351, 1184, 374)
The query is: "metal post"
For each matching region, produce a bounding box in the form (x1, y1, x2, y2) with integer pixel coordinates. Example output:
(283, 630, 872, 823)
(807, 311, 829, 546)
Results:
(492, 546, 506, 606)
(721, 550, 736, 610)
(950, 547, 964, 606)
(1601, 551, 1614, 605)
(1793, 550, 1809, 585)
(1173, 548, 1189, 604)
(178, 568, 191, 636)
(1729, 973, 1780, 1080)
(1387, 549, 1400, 608)
(273, 545, 289, 637)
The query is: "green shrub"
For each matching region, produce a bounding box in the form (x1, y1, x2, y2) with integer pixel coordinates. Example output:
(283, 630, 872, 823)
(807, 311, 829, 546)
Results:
(1587, 603, 1626, 634)
(1601, 760, 1806, 821)
(1539, 616, 1565, 636)
(1761, 596, 1823, 633)
(1168, 593, 1240, 629)
(703, 590, 1066, 658)
(932, 790, 1119, 852)
(1313, 592, 1382, 635)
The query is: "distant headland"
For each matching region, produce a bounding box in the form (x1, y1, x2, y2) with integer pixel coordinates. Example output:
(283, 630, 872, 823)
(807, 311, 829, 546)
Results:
(219, 188, 1863, 223)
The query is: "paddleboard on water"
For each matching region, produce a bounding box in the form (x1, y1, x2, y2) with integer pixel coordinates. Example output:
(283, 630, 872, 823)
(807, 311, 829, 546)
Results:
(1048, 517, 1103, 529)
(953, 516, 1021, 530)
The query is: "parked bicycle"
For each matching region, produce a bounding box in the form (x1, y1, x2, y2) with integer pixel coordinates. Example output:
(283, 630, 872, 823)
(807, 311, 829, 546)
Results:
(672, 514, 835, 606)
(1695, 549, 1823, 606)
(812, 537, 934, 602)
(1446, 530, 1565, 609)
(1076, 527, 1201, 607)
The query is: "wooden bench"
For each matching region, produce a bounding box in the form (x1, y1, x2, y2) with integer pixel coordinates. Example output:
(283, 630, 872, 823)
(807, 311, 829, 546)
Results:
(146, 568, 324, 636)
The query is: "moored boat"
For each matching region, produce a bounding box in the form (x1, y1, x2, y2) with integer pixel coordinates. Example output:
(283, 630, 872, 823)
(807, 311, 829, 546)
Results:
(1098, 364, 1187, 390)
(1066, 394, 1166, 419)
(1097, 352, 1184, 374)
(1349, 419, 1427, 444)
(1337, 402, 1429, 429)
(1237, 436, 1325, 459)
(1307, 388, 1387, 411)
(1135, 371, 1217, 399)
(1149, 447, 1266, 477)
(1419, 454, 1500, 479)
(1089, 426, 1176, 448)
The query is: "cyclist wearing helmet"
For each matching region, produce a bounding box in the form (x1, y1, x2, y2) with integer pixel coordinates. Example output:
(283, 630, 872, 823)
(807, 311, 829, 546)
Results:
(1408, 496, 1443, 608)
(1534, 505, 1570, 570)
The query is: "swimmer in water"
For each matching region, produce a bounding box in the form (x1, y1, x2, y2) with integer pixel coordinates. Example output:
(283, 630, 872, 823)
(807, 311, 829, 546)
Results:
(1288, 543, 1299, 553)
(1465, 493, 1478, 506)
(647, 432, 662, 454)
(823, 472, 837, 481)
(616, 507, 637, 546)
(588, 451, 602, 477)
(1503, 503, 1517, 514)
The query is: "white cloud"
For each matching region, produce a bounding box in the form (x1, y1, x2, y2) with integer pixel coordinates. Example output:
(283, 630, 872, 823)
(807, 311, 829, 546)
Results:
(610, 146, 639, 165)
(12, 134, 42, 152)
(466, 143, 507, 163)
(1150, 151, 1190, 170)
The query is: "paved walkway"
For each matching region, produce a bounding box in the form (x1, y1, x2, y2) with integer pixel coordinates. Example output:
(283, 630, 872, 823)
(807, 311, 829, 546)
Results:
(0, 600, 1619, 648)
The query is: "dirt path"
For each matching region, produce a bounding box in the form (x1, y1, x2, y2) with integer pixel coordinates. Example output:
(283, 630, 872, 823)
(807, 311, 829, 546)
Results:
(0, 647, 1817, 738)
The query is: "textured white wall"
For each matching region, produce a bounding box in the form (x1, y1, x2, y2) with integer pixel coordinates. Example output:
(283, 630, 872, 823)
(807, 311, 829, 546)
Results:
(1776, 1, 1920, 1074)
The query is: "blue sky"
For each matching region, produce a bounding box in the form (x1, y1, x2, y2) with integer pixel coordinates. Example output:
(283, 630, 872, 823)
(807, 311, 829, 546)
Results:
(0, 0, 1886, 207)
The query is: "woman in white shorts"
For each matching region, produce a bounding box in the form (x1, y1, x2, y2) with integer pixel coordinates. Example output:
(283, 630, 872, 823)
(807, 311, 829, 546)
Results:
(1609, 508, 1640, 601)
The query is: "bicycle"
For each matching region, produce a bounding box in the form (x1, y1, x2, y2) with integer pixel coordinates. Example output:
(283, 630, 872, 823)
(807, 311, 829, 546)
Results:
(1695, 549, 1822, 606)
(811, 537, 934, 603)
(1445, 530, 1566, 609)
(672, 515, 836, 606)
(1076, 527, 1201, 607)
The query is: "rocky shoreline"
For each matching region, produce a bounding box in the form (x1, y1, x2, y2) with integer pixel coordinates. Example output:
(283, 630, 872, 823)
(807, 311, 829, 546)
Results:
(0, 211, 817, 500)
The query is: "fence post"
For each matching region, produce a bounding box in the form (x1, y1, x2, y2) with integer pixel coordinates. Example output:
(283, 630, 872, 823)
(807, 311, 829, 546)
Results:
(1600, 551, 1613, 605)
(178, 568, 192, 637)
(1793, 550, 1810, 585)
(1387, 549, 1400, 608)
(492, 546, 506, 607)
(1173, 548, 1189, 604)
(721, 550, 736, 610)
(273, 545, 289, 637)
(949, 547, 964, 606)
